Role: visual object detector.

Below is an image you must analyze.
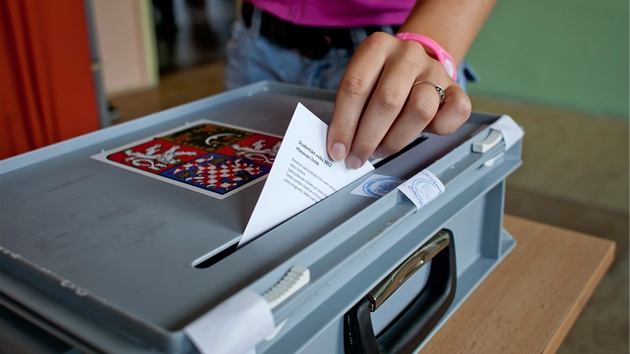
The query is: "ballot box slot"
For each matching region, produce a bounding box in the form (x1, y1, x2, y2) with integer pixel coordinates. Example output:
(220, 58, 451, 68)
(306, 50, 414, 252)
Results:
(193, 243, 239, 269)
(371, 134, 428, 169)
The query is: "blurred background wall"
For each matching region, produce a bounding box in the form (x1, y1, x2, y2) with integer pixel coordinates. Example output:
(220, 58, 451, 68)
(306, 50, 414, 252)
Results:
(467, 0, 629, 118)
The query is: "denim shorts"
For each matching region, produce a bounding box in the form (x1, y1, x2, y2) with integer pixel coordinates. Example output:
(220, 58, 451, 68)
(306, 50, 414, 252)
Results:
(223, 7, 476, 92)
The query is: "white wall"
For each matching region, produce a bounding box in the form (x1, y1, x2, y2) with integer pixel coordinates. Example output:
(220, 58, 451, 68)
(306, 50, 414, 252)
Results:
(91, 0, 158, 95)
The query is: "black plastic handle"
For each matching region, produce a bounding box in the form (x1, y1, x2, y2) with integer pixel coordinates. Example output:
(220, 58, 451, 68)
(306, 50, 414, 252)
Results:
(344, 229, 457, 354)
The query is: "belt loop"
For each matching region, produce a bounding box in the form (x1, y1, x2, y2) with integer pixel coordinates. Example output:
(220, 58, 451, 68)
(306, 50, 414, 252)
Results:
(349, 27, 369, 50)
(380, 25, 396, 35)
(248, 4, 263, 37)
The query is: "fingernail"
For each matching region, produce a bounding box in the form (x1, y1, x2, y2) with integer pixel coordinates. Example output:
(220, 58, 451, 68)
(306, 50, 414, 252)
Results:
(330, 142, 347, 161)
(345, 154, 363, 170)
(371, 148, 387, 159)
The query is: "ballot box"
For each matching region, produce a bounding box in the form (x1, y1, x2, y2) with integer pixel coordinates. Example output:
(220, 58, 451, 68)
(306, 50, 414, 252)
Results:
(0, 82, 522, 353)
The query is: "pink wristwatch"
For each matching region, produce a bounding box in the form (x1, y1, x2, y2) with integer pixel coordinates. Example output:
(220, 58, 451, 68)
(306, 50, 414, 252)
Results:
(394, 32, 457, 81)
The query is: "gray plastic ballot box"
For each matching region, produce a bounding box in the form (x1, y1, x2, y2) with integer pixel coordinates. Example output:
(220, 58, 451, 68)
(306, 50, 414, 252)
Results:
(0, 82, 522, 353)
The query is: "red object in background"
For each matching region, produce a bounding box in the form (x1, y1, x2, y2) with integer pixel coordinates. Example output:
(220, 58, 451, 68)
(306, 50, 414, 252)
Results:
(0, 0, 100, 160)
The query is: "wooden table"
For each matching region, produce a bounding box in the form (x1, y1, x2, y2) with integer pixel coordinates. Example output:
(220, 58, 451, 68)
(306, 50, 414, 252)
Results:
(420, 215, 616, 354)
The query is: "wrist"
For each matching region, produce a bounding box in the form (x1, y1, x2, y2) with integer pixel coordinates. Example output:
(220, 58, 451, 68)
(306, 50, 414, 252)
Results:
(394, 32, 457, 81)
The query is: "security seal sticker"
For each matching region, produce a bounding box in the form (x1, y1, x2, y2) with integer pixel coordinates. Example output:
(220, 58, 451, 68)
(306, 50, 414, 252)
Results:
(184, 288, 275, 354)
(351, 174, 404, 199)
(488, 114, 524, 151)
(397, 169, 445, 210)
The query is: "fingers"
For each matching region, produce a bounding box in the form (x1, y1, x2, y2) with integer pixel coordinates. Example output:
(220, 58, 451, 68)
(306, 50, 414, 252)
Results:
(326, 34, 391, 164)
(375, 82, 442, 157)
(343, 48, 421, 168)
(328, 34, 422, 168)
(425, 86, 472, 135)
(378, 83, 471, 156)
(327, 33, 472, 169)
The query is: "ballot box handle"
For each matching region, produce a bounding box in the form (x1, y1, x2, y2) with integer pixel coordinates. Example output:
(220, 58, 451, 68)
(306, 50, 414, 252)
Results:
(344, 229, 456, 354)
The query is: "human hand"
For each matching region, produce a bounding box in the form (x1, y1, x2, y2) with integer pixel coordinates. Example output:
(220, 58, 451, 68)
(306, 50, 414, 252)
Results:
(326, 32, 472, 169)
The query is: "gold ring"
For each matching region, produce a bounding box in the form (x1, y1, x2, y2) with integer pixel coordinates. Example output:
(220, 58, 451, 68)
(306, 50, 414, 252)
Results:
(413, 81, 445, 104)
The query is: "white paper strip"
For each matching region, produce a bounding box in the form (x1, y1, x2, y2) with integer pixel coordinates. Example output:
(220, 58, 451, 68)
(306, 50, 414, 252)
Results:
(397, 170, 445, 211)
(488, 115, 524, 151)
(184, 289, 274, 354)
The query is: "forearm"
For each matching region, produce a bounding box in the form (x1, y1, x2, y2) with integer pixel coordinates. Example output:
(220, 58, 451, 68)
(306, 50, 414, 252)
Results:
(399, 0, 497, 65)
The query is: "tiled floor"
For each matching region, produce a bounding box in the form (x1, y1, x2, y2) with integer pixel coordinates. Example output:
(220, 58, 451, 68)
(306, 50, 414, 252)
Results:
(109, 62, 629, 353)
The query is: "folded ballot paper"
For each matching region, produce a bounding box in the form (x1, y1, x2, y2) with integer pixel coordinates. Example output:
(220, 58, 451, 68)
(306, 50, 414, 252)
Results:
(239, 103, 375, 247)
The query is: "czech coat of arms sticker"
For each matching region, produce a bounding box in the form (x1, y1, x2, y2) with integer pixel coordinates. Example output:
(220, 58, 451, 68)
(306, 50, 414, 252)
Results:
(91, 120, 282, 199)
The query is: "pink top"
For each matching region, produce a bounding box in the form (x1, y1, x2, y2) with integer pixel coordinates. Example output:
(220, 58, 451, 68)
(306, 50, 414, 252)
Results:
(247, 0, 415, 27)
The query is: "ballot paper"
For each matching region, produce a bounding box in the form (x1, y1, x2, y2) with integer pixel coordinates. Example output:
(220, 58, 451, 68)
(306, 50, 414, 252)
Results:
(239, 103, 374, 247)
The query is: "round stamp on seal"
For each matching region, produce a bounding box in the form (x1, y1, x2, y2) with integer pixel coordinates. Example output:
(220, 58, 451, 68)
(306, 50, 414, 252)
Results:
(399, 170, 445, 209)
(361, 175, 404, 198)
